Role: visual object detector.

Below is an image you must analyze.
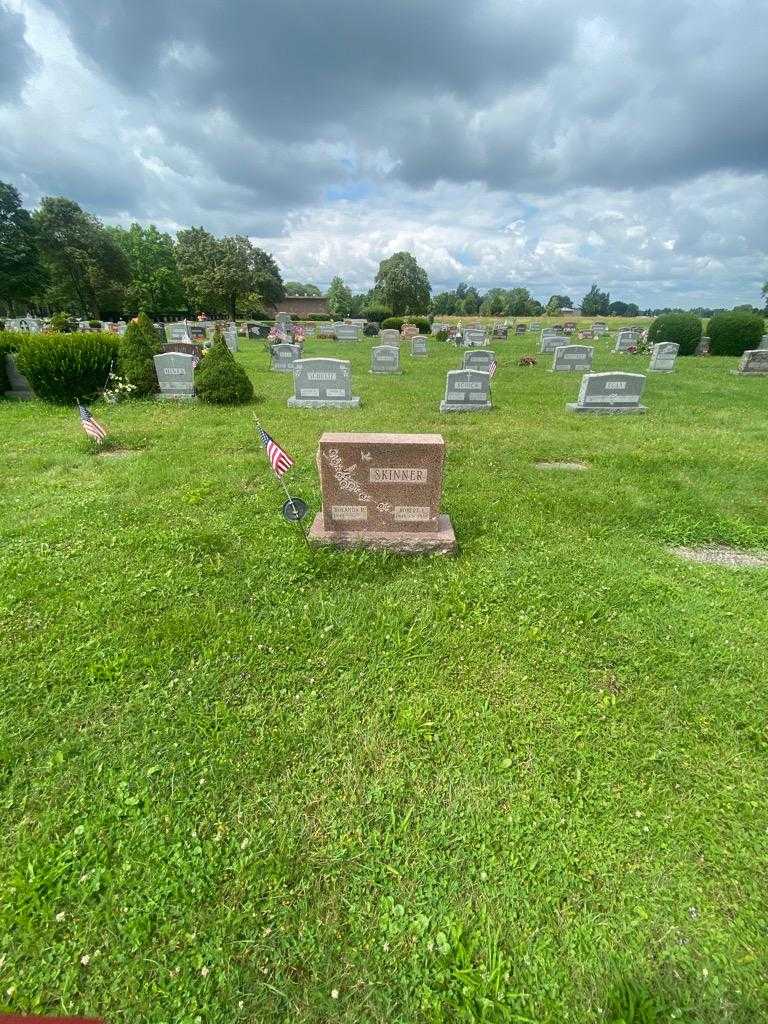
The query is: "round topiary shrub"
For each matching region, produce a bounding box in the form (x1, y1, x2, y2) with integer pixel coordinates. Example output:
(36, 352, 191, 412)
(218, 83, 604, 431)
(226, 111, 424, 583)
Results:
(646, 313, 702, 356)
(381, 317, 404, 330)
(118, 313, 162, 397)
(707, 311, 765, 356)
(363, 304, 393, 324)
(16, 332, 118, 403)
(195, 333, 254, 404)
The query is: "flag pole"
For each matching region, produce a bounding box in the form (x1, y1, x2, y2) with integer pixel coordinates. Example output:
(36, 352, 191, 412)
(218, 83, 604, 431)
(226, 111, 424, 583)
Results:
(253, 416, 313, 552)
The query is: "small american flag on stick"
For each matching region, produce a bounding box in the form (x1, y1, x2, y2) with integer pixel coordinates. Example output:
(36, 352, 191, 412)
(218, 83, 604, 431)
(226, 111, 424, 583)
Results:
(258, 424, 294, 477)
(78, 402, 107, 443)
(489, 358, 497, 378)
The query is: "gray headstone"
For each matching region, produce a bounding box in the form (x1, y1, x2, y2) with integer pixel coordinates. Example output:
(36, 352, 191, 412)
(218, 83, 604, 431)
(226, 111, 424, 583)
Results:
(276, 312, 293, 325)
(462, 328, 486, 348)
(529, 323, 541, 333)
(567, 371, 647, 414)
(225, 324, 238, 352)
(188, 324, 207, 341)
(411, 335, 428, 357)
(289, 357, 360, 408)
(695, 335, 711, 356)
(552, 345, 594, 372)
(462, 349, 495, 373)
(271, 343, 301, 373)
(335, 323, 360, 341)
(371, 344, 402, 374)
(153, 352, 196, 398)
(168, 322, 190, 341)
(4, 353, 34, 398)
(515, 323, 527, 335)
(732, 349, 768, 376)
(379, 329, 401, 346)
(592, 322, 608, 336)
(440, 368, 492, 412)
(540, 330, 563, 353)
(649, 342, 679, 372)
(614, 329, 640, 353)
(759, 335, 768, 350)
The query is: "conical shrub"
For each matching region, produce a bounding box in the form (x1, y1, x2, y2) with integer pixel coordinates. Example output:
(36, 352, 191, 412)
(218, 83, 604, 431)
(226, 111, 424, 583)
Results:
(195, 331, 254, 404)
(118, 313, 162, 396)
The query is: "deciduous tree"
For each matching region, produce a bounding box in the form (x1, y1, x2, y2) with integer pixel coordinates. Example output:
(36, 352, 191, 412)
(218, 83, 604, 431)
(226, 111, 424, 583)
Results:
(0, 181, 46, 314)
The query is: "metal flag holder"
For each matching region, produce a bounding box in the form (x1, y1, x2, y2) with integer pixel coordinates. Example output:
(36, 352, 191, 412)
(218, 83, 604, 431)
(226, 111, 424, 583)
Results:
(253, 416, 313, 552)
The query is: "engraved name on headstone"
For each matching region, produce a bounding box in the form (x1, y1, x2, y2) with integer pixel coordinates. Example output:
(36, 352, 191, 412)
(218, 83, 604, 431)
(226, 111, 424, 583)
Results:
(552, 344, 594, 372)
(309, 432, 457, 553)
(153, 352, 196, 398)
(271, 342, 302, 372)
(289, 357, 361, 407)
(567, 371, 647, 414)
(440, 368, 492, 412)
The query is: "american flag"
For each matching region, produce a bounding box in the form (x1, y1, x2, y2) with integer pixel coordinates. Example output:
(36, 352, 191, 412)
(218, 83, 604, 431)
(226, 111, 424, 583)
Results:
(78, 403, 107, 443)
(488, 359, 497, 378)
(258, 424, 294, 477)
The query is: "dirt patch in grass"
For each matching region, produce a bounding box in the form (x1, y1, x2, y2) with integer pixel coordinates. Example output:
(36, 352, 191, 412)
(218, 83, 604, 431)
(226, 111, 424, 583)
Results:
(670, 545, 768, 568)
(534, 460, 590, 471)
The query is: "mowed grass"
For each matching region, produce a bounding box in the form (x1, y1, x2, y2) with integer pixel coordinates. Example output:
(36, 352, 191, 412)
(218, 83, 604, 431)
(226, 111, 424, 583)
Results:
(1, 325, 767, 1024)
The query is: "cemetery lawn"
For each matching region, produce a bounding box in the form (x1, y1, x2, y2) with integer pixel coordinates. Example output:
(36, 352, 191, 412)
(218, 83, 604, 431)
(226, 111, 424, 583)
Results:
(2, 328, 768, 1024)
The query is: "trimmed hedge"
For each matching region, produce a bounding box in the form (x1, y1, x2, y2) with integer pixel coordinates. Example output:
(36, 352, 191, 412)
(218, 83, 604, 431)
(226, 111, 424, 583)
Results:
(647, 313, 701, 356)
(119, 313, 161, 397)
(381, 317, 405, 330)
(195, 333, 254, 405)
(404, 316, 431, 334)
(16, 332, 118, 403)
(707, 312, 765, 356)
(363, 304, 393, 324)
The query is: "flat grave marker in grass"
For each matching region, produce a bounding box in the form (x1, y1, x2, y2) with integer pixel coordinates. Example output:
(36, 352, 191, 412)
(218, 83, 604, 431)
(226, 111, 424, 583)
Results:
(552, 344, 594, 372)
(440, 368, 492, 412)
(732, 349, 768, 376)
(309, 431, 457, 553)
(566, 371, 647, 414)
(153, 351, 196, 399)
(649, 341, 679, 372)
(288, 357, 360, 408)
(371, 344, 402, 374)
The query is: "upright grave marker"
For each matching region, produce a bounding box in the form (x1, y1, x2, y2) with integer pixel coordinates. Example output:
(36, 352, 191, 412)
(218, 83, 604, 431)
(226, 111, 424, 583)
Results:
(552, 344, 594, 372)
(379, 329, 401, 345)
(614, 329, 640, 353)
(271, 343, 301, 372)
(411, 335, 428, 357)
(440, 369, 492, 412)
(515, 323, 527, 335)
(462, 349, 495, 373)
(567, 372, 647, 414)
(309, 432, 457, 553)
(335, 323, 360, 341)
(153, 352, 196, 399)
(649, 342, 679, 372)
(732, 350, 768, 376)
(371, 345, 402, 374)
(540, 329, 563, 353)
(289, 357, 360, 407)
(225, 323, 238, 352)
(462, 328, 486, 348)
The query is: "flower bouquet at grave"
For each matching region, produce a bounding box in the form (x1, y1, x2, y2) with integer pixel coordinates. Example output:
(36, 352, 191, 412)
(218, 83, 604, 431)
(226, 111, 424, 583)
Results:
(103, 371, 137, 403)
(518, 355, 537, 366)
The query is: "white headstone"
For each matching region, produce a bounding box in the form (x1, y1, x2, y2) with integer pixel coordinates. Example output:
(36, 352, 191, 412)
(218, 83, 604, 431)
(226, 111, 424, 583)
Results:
(379, 329, 401, 346)
(649, 342, 679, 372)
(411, 335, 428, 357)
(371, 345, 402, 374)
(732, 349, 768, 376)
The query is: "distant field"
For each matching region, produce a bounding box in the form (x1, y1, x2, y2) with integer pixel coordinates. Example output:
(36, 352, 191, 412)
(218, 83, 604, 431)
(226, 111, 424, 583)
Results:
(1, 330, 767, 1023)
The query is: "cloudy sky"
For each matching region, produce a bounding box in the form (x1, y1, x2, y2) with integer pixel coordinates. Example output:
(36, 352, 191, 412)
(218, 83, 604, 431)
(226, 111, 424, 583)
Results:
(1, 0, 767, 306)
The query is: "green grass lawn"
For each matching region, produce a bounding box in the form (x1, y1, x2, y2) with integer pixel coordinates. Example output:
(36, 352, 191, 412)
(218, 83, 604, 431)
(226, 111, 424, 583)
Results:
(1, 330, 767, 1023)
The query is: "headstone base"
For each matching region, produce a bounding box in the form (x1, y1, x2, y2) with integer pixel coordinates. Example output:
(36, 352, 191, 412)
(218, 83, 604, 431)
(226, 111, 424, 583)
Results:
(156, 392, 196, 400)
(730, 370, 768, 376)
(308, 512, 457, 555)
(369, 370, 403, 375)
(288, 396, 361, 408)
(566, 403, 647, 414)
(439, 400, 492, 412)
(649, 368, 675, 373)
